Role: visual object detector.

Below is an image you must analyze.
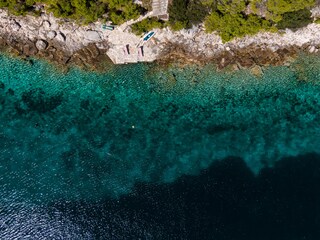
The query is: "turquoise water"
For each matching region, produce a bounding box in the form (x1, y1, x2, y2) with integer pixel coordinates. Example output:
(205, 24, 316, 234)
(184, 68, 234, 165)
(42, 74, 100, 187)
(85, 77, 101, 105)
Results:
(0, 54, 319, 202)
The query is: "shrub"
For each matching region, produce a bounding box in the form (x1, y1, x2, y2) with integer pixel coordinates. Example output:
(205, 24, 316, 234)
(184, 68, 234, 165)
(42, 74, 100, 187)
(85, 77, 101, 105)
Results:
(0, 0, 145, 24)
(168, 0, 188, 27)
(186, 0, 209, 25)
(168, 0, 209, 29)
(277, 8, 312, 29)
(141, 0, 152, 11)
(252, 0, 315, 22)
(217, 0, 247, 15)
(131, 17, 165, 35)
(205, 12, 271, 42)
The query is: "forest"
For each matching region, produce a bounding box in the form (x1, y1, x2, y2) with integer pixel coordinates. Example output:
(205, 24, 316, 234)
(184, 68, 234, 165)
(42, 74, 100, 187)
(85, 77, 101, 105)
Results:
(0, 0, 317, 41)
(169, 0, 316, 41)
(0, 0, 144, 24)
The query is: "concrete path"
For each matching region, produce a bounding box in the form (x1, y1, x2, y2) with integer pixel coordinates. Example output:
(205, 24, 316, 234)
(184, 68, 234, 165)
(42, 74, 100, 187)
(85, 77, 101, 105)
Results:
(105, 0, 169, 64)
(152, 0, 168, 17)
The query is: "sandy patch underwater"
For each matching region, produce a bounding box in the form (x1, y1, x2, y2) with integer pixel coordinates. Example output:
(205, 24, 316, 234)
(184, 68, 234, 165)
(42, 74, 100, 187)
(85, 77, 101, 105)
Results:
(0, 54, 319, 201)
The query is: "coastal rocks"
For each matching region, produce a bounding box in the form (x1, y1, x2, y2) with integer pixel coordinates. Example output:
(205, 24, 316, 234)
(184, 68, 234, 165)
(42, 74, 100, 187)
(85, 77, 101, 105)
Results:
(71, 44, 102, 67)
(309, 46, 316, 53)
(0, 32, 112, 70)
(6, 37, 23, 54)
(250, 65, 263, 77)
(0, 37, 6, 47)
(42, 20, 51, 30)
(2, 6, 320, 69)
(85, 30, 101, 41)
(35, 39, 48, 51)
(55, 32, 66, 42)
(46, 31, 56, 40)
(23, 41, 38, 56)
(159, 40, 303, 73)
(10, 20, 21, 31)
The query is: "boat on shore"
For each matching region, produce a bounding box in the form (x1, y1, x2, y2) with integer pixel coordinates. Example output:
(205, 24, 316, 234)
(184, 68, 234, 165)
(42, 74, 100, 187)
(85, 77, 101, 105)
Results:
(142, 31, 155, 42)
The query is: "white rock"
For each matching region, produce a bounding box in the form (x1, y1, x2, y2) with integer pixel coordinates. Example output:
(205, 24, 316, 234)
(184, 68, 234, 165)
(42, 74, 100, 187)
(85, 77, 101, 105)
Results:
(309, 46, 315, 53)
(47, 30, 56, 40)
(27, 25, 37, 31)
(42, 20, 51, 29)
(55, 32, 66, 42)
(85, 30, 101, 41)
(11, 21, 21, 31)
(35, 39, 47, 50)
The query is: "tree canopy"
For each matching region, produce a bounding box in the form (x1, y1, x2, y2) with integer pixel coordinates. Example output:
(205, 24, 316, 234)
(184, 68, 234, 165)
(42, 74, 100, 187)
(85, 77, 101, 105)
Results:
(0, 0, 144, 24)
(202, 0, 315, 41)
(0, 0, 317, 41)
(168, 0, 210, 30)
(251, 0, 315, 22)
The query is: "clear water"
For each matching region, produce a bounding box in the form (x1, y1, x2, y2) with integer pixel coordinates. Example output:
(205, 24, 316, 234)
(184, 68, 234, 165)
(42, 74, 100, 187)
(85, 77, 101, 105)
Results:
(0, 54, 319, 203)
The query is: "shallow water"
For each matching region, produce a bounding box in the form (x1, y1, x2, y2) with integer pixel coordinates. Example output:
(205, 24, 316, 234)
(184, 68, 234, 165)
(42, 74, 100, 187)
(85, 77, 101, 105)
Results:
(0, 54, 319, 238)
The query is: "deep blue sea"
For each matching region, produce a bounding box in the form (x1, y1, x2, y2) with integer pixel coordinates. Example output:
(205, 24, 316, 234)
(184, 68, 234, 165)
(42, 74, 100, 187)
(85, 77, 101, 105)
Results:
(0, 53, 319, 239)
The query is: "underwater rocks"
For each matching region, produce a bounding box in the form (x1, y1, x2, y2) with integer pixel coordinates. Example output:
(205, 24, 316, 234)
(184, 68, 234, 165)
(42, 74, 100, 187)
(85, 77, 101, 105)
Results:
(0, 34, 111, 70)
(0, 9, 111, 70)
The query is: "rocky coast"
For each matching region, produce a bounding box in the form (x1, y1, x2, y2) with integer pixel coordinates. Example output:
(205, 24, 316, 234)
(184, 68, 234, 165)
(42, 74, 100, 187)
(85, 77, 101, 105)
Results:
(2, 7, 320, 71)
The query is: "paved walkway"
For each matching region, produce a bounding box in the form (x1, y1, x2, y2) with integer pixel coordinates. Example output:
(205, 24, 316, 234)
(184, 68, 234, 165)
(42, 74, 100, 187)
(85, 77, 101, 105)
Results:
(106, 17, 158, 64)
(105, 0, 169, 64)
(152, 0, 168, 17)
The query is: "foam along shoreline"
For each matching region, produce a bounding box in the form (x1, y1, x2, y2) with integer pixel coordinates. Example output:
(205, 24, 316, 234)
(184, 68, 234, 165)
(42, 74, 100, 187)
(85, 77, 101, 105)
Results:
(2, 7, 320, 69)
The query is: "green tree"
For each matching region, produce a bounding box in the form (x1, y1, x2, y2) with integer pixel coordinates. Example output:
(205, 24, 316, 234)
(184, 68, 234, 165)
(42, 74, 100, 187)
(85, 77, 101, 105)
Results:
(252, 0, 315, 22)
(186, 0, 209, 25)
(205, 11, 271, 42)
(217, 0, 247, 15)
(168, 0, 209, 29)
(131, 17, 165, 35)
(277, 8, 312, 29)
(168, 0, 188, 28)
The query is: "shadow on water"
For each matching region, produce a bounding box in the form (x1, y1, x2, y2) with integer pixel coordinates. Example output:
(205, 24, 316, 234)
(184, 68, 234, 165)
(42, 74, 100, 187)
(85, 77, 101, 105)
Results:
(49, 153, 320, 240)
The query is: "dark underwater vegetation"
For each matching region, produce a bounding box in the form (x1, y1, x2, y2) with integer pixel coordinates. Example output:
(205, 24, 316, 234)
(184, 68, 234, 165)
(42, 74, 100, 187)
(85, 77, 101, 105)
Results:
(0, 53, 319, 239)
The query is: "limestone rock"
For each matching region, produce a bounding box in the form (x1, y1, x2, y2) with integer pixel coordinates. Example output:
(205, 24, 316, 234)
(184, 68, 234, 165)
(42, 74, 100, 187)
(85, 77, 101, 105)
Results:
(55, 32, 66, 42)
(309, 46, 315, 53)
(47, 31, 56, 40)
(85, 30, 101, 41)
(11, 21, 21, 31)
(42, 20, 51, 29)
(250, 65, 263, 77)
(35, 39, 48, 51)
(23, 41, 38, 56)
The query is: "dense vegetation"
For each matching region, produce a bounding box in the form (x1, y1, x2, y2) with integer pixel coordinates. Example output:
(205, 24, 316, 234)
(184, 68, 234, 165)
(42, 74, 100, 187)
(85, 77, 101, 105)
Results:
(0, 0, 317, 41)
(168, 0, 209, 30)
(252, 0, 315, 22)
(0, 0, 144, 24)
(277, 8, 313, 30)
(169, 0, 316, 41)
(131, 17, 165, 35)
(205, 12, 272, 42)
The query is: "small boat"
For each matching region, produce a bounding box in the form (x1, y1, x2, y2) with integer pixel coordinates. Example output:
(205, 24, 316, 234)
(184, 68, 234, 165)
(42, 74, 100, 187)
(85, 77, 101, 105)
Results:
(102, 24, 115, 31)
(142, 31, 155, 42)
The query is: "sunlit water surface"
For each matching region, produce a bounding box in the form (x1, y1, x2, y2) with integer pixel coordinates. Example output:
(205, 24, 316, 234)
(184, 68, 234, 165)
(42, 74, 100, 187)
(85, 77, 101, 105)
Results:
(0, 54, 319, 239)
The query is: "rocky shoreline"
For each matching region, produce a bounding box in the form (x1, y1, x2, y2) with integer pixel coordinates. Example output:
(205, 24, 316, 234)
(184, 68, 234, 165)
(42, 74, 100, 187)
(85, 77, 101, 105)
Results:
(1, 8, 320, 72)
